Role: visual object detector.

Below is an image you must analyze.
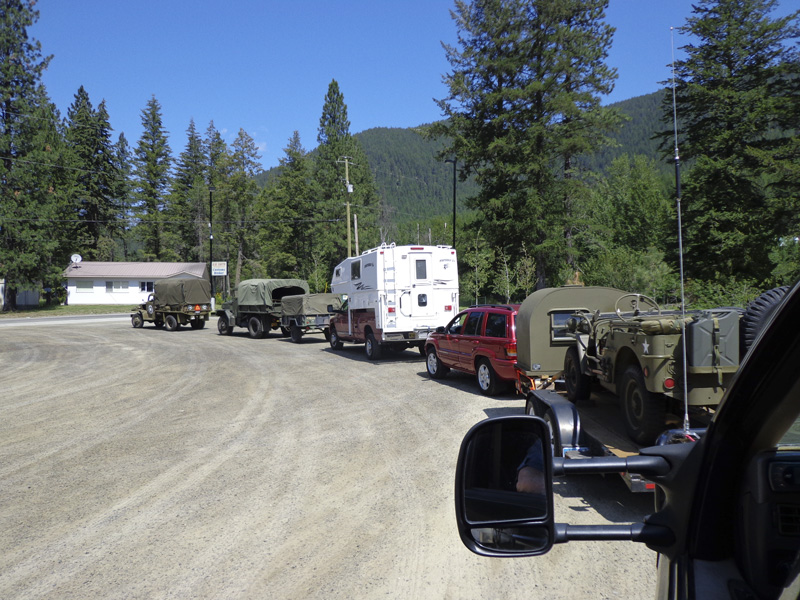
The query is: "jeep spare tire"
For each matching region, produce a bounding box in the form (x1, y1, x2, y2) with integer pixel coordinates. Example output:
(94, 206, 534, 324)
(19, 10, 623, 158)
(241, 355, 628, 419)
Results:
(740, 286, 790, 355)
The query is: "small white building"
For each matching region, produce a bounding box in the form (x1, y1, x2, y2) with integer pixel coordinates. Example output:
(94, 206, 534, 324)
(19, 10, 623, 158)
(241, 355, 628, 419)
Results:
(62, 262, 208, 306)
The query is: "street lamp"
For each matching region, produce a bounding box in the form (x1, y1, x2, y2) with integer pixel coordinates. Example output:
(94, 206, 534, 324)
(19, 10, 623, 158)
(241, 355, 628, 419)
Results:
(445, 158, 457, 248)
(208, 186, 215, 305)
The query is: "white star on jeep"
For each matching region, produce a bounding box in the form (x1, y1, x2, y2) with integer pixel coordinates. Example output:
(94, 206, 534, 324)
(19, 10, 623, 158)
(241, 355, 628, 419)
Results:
(642, 340, 650, 354)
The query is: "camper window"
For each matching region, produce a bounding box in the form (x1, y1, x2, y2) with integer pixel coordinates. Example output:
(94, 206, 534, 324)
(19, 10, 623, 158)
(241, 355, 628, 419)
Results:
(415, 259, 427, 280)
(550, 311, 574, 342)
(351, 261, 361, 280)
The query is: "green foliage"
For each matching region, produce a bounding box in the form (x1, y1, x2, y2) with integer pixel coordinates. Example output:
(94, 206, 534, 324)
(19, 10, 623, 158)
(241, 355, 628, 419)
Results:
(433, 0, 623, 288)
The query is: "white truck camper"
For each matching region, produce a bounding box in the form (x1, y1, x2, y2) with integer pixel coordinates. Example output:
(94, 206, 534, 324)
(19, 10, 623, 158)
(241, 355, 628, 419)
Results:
(328, 243, 460, 359)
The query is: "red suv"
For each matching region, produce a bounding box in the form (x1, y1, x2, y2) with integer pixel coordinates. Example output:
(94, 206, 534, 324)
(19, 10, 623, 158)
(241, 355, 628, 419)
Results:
(424, 304, 520, 396)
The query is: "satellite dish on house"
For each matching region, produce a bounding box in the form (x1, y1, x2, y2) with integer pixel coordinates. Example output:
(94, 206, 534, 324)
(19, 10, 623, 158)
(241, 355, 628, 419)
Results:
(70, 254, 82, 264)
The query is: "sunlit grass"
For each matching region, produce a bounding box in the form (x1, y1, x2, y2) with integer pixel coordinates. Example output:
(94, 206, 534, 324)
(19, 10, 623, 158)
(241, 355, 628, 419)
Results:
(0, 304, 132, 318)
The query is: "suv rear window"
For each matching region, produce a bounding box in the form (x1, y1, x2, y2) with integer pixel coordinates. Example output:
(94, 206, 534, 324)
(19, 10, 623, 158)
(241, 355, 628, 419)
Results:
(484, 313, 508, 338)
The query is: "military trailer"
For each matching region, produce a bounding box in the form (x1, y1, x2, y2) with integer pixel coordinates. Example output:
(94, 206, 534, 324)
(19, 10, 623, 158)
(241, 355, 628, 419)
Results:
(131, 278, 212, 331)
(216, 278, 309, 338)
(280, 293, 343, 343)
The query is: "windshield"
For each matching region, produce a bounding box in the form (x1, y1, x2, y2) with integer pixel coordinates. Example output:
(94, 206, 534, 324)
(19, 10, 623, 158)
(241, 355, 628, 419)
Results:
(778, 416, 800, 447)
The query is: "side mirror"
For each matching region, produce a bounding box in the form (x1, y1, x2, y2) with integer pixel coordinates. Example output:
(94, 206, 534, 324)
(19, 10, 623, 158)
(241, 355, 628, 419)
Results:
(435, 326, 446, 334)
(455, 416, 555, 557)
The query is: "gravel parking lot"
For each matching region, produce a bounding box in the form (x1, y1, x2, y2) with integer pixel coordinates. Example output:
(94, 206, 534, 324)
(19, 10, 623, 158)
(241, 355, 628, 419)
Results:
(0, 316, 657, 599)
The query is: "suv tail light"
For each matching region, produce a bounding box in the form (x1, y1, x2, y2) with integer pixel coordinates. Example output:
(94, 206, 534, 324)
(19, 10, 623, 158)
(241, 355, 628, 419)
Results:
(505, 342, 517, 359)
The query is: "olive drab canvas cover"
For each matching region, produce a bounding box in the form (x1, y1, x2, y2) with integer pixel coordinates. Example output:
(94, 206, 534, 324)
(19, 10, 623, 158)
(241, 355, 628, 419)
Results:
(235, 279, 310, 307)
(280, 293, 342, 317)
(153, 278, 212, 306)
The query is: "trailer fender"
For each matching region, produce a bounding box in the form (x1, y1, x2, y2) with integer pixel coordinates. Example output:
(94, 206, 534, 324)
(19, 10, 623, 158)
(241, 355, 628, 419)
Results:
(527, 389, 582, 453)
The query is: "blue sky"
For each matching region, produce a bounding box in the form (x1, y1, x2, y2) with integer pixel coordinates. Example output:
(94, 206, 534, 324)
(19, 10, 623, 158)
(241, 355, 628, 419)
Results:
(31, 0, 798, 170)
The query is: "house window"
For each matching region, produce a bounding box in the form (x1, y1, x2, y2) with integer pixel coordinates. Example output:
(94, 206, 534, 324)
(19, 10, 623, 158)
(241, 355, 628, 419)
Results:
(140, 281, 154, 292)
(76, 280, 93, 293)
(106, 281, 129, 293)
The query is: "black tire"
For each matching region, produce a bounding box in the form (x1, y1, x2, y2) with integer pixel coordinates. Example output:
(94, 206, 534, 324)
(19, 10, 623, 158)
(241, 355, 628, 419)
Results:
(329, 327, 343, 350)
(165, 314, 179, 331)
(190, 319, 205, 330)
(417, 344, 426, 357)
(564, 345, 591, 402)
(154, 320, 164, 329)
(247, 316, 264, 339)
(621, 365, 666, 445)
(476, 358, 501, 396)
(217, 316, 232, 336)
(543, 409, 562, 458)
(280, 326, 290, 337)
(131, 312, 144, 328)
(290, 324, 303, 343)
(426, 347, 450, 379)
(365, 331, 383, 360)
(323, 328, 331, 342)
(740, 286, 790, 355)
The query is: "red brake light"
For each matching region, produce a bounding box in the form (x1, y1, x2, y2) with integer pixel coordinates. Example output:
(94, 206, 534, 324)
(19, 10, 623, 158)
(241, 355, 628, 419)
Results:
(664, 377, 676, 390)
(388, 307, 395, 313)
(506, 342, 517, 358)
(445, 305, 453, 312)
(194, 305, 201, 311)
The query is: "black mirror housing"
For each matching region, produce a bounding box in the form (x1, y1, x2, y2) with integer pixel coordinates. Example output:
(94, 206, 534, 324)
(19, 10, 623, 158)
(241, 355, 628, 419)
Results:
(455, 416, 555, 557)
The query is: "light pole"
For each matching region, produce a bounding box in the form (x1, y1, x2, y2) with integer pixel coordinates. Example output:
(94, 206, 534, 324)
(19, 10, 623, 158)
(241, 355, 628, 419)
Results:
(445, 158, 457, 248)
(208, 186, 215, 305)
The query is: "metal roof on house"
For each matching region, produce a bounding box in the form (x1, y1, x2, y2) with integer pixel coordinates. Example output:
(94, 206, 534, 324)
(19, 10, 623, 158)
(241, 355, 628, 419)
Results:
(63, 262, 208, 279)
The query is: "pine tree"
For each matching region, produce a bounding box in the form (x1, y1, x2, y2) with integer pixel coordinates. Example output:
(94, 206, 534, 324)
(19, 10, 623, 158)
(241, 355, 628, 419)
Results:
(667, 0, 800, 285)
(166, 119, 207, 261)
(64, 87, 121, 259)
(132, 95, 172, 260)
(434, 0, 621, 287)
(0, 0, 58, 309)
(313, 79, 379, 271)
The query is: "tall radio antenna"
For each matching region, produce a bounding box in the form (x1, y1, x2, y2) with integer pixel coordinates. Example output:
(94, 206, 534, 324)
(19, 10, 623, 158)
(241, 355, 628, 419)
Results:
(671, 26, 691, 434)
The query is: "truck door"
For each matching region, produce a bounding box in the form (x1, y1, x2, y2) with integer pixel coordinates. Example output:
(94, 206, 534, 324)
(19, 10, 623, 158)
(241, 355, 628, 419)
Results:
(402, 251, 434, 318)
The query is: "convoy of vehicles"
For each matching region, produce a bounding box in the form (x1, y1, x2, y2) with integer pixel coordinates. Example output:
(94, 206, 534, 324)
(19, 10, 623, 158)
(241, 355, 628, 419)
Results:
(280, 293, 342, 343)
(425, 304, 520, 396)
(216, 278, 309, 338)
(130, 278, 211, 331)
(454, 280, 800, 600)
(328, 243, 459, 359)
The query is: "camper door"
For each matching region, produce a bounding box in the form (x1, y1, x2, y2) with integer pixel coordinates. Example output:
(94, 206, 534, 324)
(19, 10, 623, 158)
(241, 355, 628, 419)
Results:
(400, 251, 435, 318)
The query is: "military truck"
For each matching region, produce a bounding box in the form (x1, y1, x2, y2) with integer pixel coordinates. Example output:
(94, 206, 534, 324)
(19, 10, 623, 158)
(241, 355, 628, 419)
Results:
(131, 278, 212, 331)
(216, 278, 309, 338)
(280, 293, 343, 343)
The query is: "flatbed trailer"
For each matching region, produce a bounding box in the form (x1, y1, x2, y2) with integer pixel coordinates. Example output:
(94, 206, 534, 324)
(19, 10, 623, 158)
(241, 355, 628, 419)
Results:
(521, 380, 708, 492)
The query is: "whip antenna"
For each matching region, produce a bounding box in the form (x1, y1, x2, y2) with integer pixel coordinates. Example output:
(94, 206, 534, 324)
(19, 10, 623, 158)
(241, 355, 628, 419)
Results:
(671, 26, 691, 433)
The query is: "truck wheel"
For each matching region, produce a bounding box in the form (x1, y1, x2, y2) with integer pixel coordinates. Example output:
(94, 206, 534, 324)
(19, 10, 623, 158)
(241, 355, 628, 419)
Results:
(165, 315, 179, 331)
(740, 286, 790, 356)
(290, 325, 303, 343)
(564, 346, 591, 402)
(543, 409, 563, 457)
(247, 316, 264, 339)
(621, 365, 666, 445)
(217, 316, 232, 336)
(154, 319, 164, 329)
(329, 327, 343, 350)
(365, 332, 383, 360)
(476, 358, 501, 396)
(131, 312, 144, 328)
(323, 328, 331, 342)
(426, 347, 450, 379)
(280, 326, 290, 337)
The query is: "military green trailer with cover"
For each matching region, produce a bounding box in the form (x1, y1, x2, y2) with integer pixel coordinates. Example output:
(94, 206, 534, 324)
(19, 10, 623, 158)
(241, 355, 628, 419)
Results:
(131, 278, 212, 331)
(280, 293, 343, 343)
(216, 278, 309, 338)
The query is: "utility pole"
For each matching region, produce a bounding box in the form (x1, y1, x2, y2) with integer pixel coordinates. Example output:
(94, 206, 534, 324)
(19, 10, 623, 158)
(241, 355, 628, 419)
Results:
(337, 156, 355, 257)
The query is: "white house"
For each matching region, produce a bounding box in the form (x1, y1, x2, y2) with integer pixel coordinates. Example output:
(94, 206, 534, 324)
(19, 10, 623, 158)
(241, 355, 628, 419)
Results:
(62, 262, 208, 306)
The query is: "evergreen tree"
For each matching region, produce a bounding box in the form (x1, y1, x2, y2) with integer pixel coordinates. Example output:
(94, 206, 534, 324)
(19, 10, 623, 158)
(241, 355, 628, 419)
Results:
(64, 87, 121, 259)
(313, 79, 379, 270)
(132, 95, 172, 260)
(0, 0, 57, 309)
(433, 0, 621, 288)
(666, 0, 800, 285)
(166, 118, 207, 261)
(114, 132, 135, 259)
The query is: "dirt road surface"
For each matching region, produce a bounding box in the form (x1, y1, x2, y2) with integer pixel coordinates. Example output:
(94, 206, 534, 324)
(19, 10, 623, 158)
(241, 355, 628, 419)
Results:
(0, 316, 657, 599)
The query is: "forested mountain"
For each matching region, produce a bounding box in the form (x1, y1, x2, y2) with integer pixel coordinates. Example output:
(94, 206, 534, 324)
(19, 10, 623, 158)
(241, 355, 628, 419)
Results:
(259, 90, 671, 224)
